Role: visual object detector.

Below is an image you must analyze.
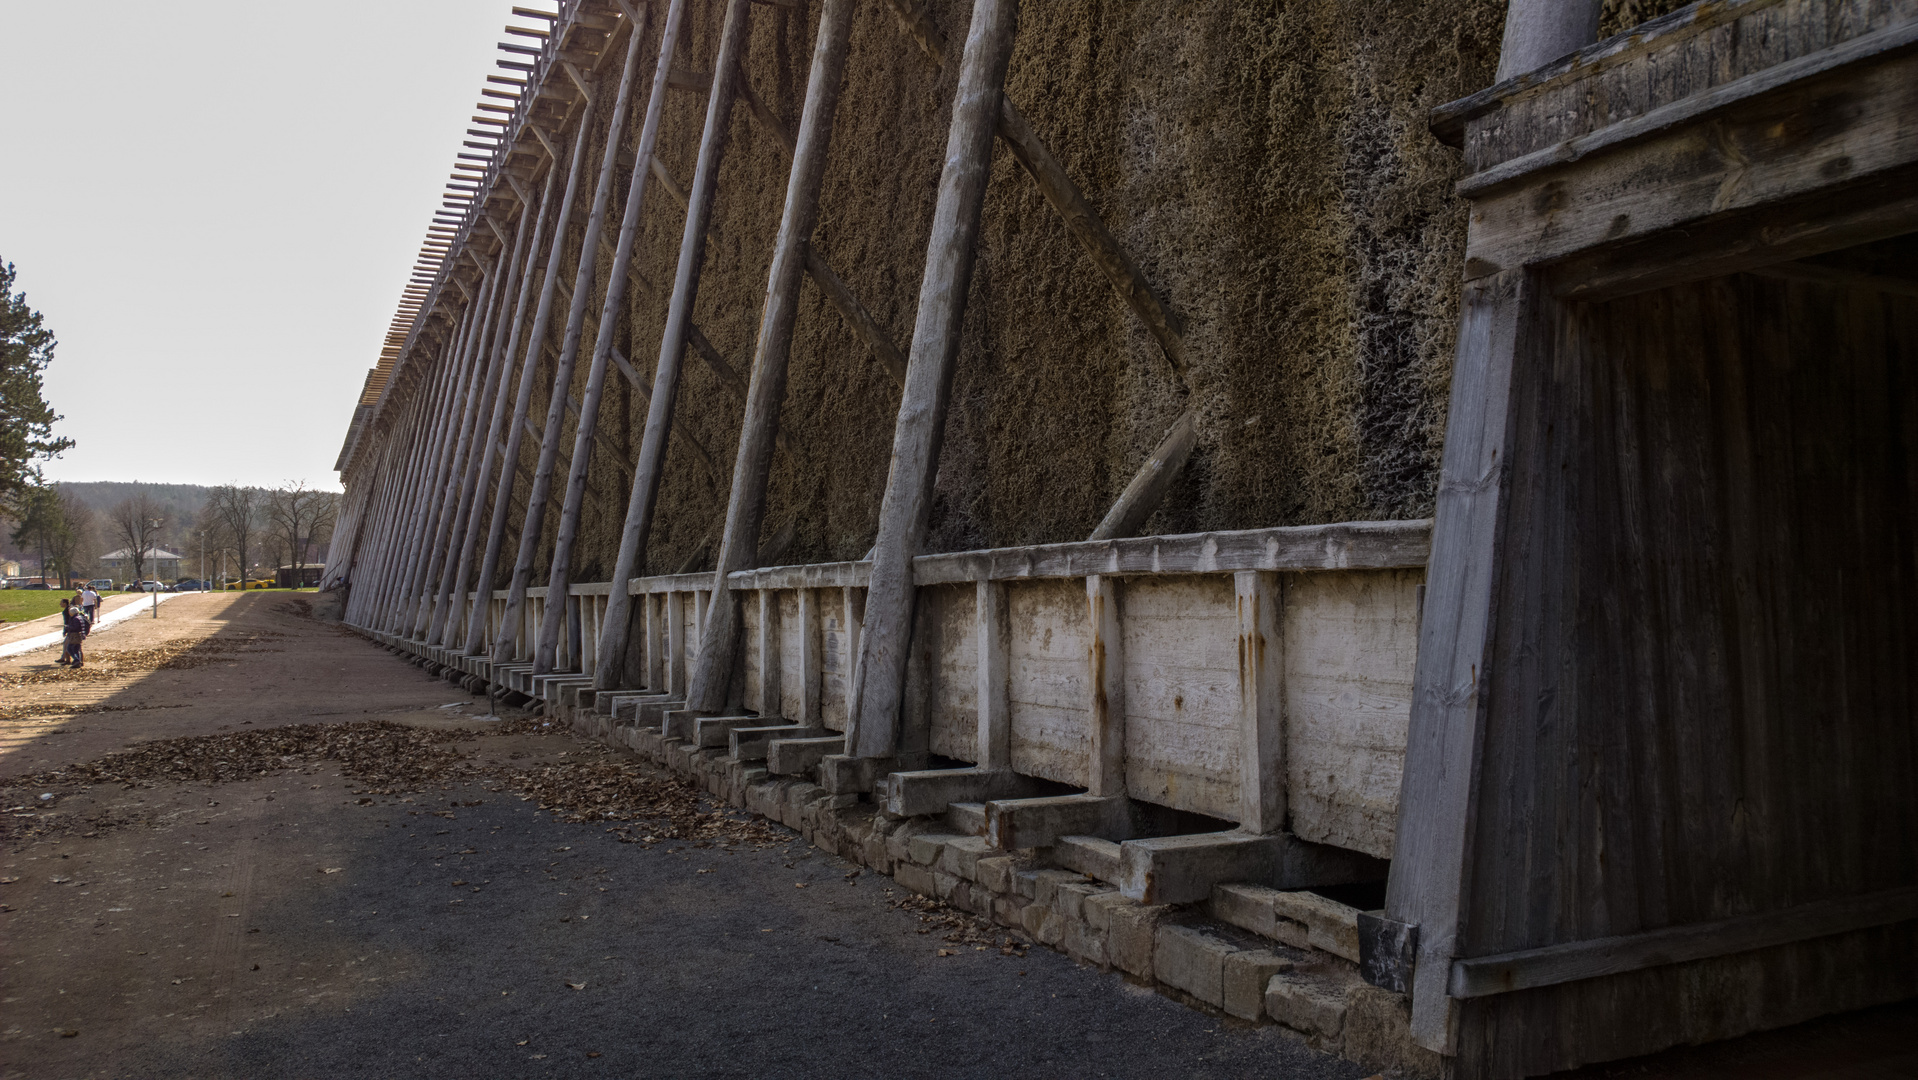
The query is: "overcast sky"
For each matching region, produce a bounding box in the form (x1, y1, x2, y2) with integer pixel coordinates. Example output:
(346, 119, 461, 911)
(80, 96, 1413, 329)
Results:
(1, 2, 553, 491)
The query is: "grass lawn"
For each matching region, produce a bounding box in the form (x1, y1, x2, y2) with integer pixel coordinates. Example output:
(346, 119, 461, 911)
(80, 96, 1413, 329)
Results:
(0, 590, 133, 624)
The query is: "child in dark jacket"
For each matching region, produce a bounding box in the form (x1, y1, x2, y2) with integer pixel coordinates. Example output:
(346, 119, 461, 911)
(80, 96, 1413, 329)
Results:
(57, 599, 89, 668)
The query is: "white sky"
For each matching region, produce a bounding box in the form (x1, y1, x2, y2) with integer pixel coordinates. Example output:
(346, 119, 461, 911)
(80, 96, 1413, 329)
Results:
(1, 2, 554, 492)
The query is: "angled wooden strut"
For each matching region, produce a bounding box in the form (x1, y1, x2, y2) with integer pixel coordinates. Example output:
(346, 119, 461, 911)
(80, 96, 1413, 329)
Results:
(594, 0, 757, 692)
(496, 21, 646, 666)
(683, 0, 858, 714)
(535, 0, 690, 675)
(849, 0, 1018, 758)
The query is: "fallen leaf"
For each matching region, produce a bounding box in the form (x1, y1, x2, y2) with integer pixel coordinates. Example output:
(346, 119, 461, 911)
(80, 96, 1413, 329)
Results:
(587, 1051, 602, 1058)
(566, 981, 586, 991)
(57, 1029, 78, 1038)
(320, 868, 342, 874)
(793, 882, 808, 889)
(937, 949, 954, 957)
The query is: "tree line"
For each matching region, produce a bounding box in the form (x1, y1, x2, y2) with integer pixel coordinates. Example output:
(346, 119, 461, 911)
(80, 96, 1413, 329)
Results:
(3, 258, 340, 588)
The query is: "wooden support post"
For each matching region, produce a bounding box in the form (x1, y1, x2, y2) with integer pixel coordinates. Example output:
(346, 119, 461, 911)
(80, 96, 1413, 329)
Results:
(848, 0, 1016, 758)
(535, 0, 687, 673)
(1087, 407, 1198, 541)
(1086, 574, 1125, 797)
(476, 112, 594, 662)
(1385, 269, 1529, 1054)
(795, 586, 822, 726)
(593, 0, 754, 691)
(975, 578, 1010, 768)
(666, 590, 687, 698)
(685, 0, 857, 713)
(1496, 0, 1601, 80)
(755, 588, 781, 716)
(644, 591, 665, 690)
(1235, 570, 1284, 834)
(501, 37, 642, 671)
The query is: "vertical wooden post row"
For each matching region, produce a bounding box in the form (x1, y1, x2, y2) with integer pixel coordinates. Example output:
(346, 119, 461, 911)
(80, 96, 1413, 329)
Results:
(593, 0, 756, 691)
(848, 0, 1018, 758)
(684, 0, 858, 712)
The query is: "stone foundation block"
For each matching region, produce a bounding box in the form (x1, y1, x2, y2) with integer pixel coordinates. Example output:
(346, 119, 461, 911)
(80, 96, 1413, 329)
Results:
(1053, 880, 1109, 923)
(1155, 924, 1237, 1007)
(1223, 949, 1293, 1021)
(1033, 869, 1090, 908)
(974, 855, 1016, 895)
(1062, 920, 1108, 967)
(1264, 967, 1355, 1041)
(895, 862, 937, 898)
(1093, 895, 1172, 980)
(1341, 986, 1444, 1078)
(909, 833, 959, 866)
(937, 835, 994, 880)
(993, 894, 1027, 928)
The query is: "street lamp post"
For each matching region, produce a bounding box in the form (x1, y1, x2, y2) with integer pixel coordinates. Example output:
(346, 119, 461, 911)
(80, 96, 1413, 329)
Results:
(150, 518, 164, 618)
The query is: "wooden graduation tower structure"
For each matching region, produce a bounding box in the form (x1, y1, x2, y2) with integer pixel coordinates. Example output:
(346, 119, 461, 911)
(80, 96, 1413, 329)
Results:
(328, 0, 1917, 1074)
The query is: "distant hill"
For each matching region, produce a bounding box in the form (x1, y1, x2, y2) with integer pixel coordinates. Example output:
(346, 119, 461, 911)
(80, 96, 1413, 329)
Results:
(58, 481, 216, 523)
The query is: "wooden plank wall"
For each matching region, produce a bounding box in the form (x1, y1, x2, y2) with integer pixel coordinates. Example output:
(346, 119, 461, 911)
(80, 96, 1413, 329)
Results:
(1454, 267, 1918, 1076)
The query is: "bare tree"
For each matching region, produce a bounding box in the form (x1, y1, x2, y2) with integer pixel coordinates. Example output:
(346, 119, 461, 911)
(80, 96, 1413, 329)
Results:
(264, 481, 338, 587)
(206, 485, 259, 589)
(107, 492, 162, 583)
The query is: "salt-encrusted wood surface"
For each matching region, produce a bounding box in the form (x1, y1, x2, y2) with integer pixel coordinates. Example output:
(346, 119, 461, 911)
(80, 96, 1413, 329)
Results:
(1006, 580, 1093, 787)
(1118, 576, 1241, 823)
(1283, 569, 1422, 860)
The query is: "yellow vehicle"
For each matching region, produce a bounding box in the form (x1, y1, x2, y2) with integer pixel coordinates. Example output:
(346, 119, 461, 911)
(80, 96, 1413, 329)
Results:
(223, 579, 272, 590)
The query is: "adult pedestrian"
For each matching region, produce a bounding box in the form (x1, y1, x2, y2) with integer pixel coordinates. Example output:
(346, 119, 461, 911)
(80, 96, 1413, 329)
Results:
(57, 598, 88, 668)
(79, 583, 100, 625)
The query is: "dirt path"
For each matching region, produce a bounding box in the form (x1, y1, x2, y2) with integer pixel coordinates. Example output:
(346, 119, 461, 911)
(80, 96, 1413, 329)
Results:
(3, 593, 1908, 1080)
(0, 593, 1373, 1080)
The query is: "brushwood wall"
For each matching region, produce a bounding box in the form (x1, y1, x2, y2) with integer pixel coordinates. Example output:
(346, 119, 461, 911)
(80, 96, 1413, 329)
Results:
(501, 0, 1541, 589)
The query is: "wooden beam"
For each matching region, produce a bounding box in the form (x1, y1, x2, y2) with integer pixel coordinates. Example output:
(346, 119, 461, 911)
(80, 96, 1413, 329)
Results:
(1086, 407, 1198, 541)
(849, 0, 1016, 759)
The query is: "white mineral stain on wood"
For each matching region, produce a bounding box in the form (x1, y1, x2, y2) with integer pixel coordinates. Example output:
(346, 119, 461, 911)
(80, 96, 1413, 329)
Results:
(1007, 579, 1090, 786)
(779, 589, 806, 721)
(908, 584, 979, 762)
(1282, 568, 1421, 859)
(821, 597, 853, 732)
(1119, 576, 1242, 822)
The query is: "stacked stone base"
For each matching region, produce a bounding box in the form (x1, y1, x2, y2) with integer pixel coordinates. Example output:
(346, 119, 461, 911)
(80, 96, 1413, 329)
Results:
(571, 706, 1443, 1078)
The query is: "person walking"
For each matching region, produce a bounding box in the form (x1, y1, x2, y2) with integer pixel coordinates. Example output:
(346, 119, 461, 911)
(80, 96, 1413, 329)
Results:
(79, 583, 100, 625)
(56, 598, 88, 668)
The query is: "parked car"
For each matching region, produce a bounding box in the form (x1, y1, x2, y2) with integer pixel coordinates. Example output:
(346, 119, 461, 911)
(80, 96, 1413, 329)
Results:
(135, 581, 165, 592)
(21, 582, 49, 590)
(86, 578, 113, 590)
(171, 580, 204, 592)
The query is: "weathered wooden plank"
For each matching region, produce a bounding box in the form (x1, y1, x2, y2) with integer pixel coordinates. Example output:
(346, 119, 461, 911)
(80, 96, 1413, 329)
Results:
(1006, 579, 1091, 788)
(975, 579, 1010, 769)
(1461, 33, 1918, 280)
(1086, 409, 1199, 542)
(1086, 576, 1126, 798)
(1118, 576, 1240, 823)
(911, 519, 1433, 585)
(1384, 269, 1532, 1055)
(1283, 569, 1421, 860)
(903, 583, 979, 763)
(1450, 885, 1918, 998)
(1237, 571, 1285, 835)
